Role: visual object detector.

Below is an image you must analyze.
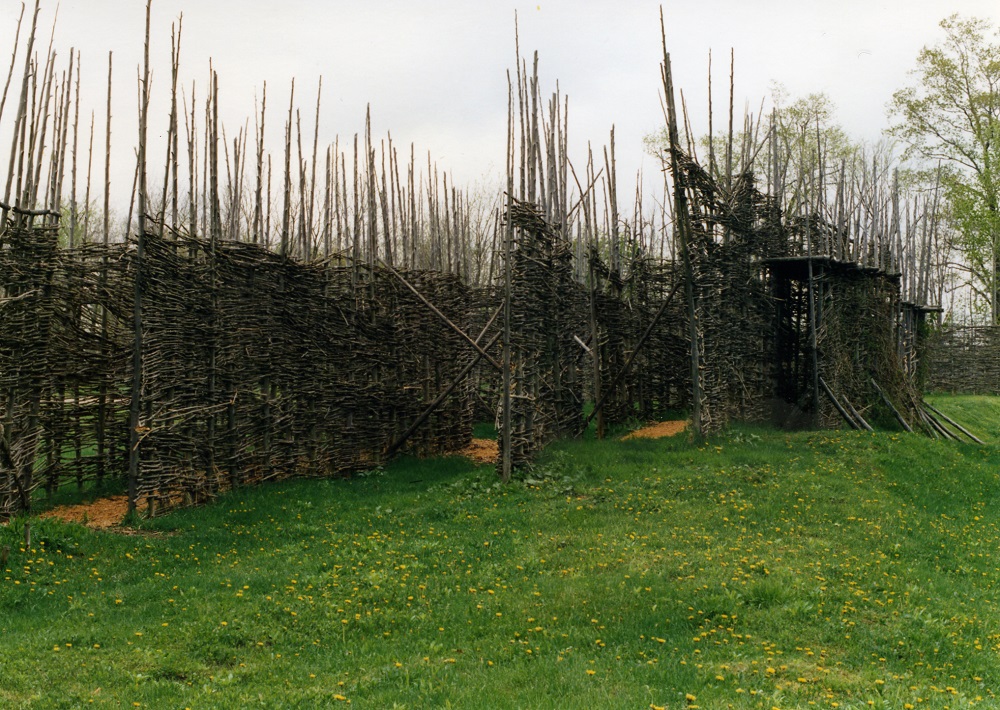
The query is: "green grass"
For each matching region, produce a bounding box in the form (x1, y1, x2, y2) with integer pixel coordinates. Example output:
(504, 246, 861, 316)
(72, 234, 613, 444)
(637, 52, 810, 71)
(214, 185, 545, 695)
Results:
(472, 421, 498, 440)
(2, 395, 1000, 708)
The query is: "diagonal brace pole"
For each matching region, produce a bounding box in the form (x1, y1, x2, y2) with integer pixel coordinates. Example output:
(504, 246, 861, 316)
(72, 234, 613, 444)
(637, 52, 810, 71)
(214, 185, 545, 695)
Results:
(386, 330, 502, 458)
(380, 260, 503, 372)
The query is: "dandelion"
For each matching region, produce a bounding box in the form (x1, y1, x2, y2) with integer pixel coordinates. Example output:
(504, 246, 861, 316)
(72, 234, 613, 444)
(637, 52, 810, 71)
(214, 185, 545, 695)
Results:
(586, 669, 596, 675)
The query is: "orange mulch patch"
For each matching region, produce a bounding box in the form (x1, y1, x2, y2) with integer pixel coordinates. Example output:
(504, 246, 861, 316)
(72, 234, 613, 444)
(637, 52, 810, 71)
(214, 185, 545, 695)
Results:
(41, 495, 130, 529)
(456, 438, 499, 464)
(621, 420, 688, 440)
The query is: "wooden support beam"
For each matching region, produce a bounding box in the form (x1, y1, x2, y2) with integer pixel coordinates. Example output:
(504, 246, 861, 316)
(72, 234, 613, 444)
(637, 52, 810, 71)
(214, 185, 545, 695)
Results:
(914, 405, 940, 439)
(842, 393, 874, 432)
(923, 401, 985, 445)
(870, 379, 912, 433)
(921, 405, 961, 442)
(0, 200, 60, 218)
(819, 377, 859, 430)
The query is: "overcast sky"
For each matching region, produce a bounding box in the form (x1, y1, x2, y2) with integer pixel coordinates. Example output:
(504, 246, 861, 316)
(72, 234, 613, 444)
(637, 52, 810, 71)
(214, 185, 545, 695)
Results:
(2, 0, 999, 208)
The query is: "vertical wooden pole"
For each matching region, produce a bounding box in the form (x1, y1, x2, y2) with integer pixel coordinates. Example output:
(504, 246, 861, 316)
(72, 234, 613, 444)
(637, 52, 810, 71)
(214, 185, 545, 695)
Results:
(28, 48, 56, 211)
(252, 82, 265, 245)
(185, 81, 196, 237)
(501, 75, 514, 482)
(295, 108, 307, 258)
(207, 69, 220, 489)
(323, 144, 331, 257)
(0, 2, 26, 129)
(604, 128, 619, 276)
(2, 0, 38, 224)
(726, 48, 734, 192)
(380, 138, 393, 266)
(95, 52, 111, 484)
(171, 19, 181, 235)
(281, 79, 293, 257)
(128, 0, 152, 515)
(661, 13, 702, 438)
(707, 50, 715, 180)
(159, 20, 179, 238)
(81, 110, 93, 242)
(588, 230, 603, 439)
(309, 77, 321, 255)
(366, 106, 376, 268)
(68, 51, 79, 246)
(804, 154, 821, 423)
(52, 51, 73, 219)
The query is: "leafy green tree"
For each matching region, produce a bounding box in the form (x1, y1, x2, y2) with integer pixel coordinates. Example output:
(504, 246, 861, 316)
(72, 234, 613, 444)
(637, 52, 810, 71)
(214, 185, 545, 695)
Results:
(888, 14, 1000, 324)
(761, 87, 859, 216)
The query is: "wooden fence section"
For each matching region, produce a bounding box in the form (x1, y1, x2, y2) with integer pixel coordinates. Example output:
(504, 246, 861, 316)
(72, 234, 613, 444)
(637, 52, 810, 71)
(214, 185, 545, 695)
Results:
(0, 224, 475, 517)
(925, 326, 1000, 395)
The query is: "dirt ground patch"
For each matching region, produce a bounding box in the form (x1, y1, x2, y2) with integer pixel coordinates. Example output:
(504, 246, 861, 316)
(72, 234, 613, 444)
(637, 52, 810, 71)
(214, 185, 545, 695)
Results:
(621, 420, 688, 440)
(456, 438, 499, 464)
(40, 495, 129, 529)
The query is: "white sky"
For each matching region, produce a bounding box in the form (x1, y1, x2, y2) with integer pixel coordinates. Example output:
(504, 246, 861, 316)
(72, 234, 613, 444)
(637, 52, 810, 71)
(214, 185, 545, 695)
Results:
(1, 0, 999, 209)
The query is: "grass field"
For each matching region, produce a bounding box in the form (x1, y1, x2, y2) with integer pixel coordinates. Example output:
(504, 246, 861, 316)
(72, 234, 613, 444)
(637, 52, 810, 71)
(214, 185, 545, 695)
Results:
(2, 395, 1000, 709)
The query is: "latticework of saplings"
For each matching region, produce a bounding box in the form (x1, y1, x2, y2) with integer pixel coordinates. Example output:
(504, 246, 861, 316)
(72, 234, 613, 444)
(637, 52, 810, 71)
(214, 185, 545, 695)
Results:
(499, 199, 587, 472)
(588, 250, 687, 428)
(0, 222, 477, 518)
(667, 141, 929, 434)
(925, 325, 1000, 395)
(0, 222, 131, 517)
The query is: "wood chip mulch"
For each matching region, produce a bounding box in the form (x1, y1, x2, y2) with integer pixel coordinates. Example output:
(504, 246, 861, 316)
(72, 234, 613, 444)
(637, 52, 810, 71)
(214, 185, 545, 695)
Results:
(621, 420, 688, 440)
(40, 495, 129, 529)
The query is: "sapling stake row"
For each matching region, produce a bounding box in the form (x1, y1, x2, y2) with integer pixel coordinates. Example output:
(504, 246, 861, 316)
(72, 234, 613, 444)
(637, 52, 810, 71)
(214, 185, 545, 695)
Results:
(0, 3, 980, 515)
